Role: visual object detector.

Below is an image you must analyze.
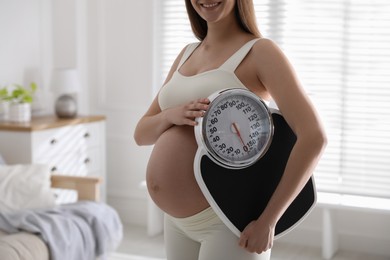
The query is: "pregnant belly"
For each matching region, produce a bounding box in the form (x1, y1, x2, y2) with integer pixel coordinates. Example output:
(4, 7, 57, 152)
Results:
(146, 125, 209, 217)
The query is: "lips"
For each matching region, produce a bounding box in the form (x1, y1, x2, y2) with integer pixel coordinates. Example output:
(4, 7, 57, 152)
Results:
(200, 2, 221, 9)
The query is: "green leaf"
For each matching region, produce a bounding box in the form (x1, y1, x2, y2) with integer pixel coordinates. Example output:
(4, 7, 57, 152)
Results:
(23, 96, 33, 103)
(2, 82, 38, 103)
(0, 88, 8, 98)
(30, 82, 37, 92)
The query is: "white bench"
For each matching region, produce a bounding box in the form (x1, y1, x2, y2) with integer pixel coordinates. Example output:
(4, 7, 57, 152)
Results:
(316, 192, 390, 259)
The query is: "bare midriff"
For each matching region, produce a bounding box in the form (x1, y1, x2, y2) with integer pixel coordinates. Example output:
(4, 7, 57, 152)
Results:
(146, 125, 210, 218)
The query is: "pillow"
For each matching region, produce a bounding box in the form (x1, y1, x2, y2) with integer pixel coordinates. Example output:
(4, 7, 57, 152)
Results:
(0, 164, 56, 213)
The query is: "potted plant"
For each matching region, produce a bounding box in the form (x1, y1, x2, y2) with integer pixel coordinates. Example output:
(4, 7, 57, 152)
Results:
(0, 82, 37, 122)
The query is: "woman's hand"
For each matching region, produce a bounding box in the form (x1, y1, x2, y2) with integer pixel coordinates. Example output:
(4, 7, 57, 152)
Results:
(238, 216, 276, 254)
(164, 98, 209, 126)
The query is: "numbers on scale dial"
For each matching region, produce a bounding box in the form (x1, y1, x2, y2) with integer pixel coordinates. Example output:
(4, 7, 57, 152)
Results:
(205, 94, 270, 164)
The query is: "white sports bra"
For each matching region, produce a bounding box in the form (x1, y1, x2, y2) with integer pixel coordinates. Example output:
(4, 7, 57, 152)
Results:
(158, 39, 261, 110)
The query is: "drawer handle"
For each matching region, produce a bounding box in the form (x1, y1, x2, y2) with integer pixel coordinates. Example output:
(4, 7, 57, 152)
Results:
(84, 158, 91, 164)
(50, 139, 57, 145)
(83, 132, 90, 139)
(51, 166, 57, 172)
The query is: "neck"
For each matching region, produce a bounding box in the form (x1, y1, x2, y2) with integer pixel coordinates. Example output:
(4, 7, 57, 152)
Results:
(203, 13, 244, 46)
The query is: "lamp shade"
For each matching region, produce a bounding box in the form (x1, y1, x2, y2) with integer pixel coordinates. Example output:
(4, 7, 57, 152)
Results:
(51, 68, 81, 94)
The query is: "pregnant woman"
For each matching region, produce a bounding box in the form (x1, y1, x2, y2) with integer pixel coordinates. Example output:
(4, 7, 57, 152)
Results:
(134, 1, 327, 259)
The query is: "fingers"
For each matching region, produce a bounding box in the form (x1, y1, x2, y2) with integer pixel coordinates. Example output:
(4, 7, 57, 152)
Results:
(239, 221, 274, 254)
(183, 110, 205, 126)
(240, 238, 272, 254)
(238, 234, 248, 249)
(195, 97, 210, 104)
(166, 98, 209, 126)
(188, 98, 209, 111)
(183, 98, 209, 126)
(238, 225, 251, 248)
(185, 109, 205, 117)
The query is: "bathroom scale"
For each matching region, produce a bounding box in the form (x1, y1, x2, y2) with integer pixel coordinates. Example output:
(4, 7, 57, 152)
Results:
(194, 88, 316, 239)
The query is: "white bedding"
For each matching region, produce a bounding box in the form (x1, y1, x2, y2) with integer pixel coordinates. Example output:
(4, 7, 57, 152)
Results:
(0, 164, 55, 212)
(0, 201, 123, 260)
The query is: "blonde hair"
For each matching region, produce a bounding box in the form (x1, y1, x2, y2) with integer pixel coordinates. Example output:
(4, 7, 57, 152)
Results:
(184, 0, 262, 40)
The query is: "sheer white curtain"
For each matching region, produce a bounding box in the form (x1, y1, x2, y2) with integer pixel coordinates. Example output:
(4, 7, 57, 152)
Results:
(156, 0, 390, 198)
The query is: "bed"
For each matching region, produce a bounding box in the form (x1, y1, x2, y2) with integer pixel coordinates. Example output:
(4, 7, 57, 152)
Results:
(0, 171, 122, 260)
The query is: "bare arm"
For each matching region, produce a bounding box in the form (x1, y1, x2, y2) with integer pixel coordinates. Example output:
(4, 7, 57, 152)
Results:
(239, 39, 327, 253)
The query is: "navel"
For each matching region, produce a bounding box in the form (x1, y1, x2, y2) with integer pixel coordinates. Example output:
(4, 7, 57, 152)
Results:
(149, 183, 160, 193)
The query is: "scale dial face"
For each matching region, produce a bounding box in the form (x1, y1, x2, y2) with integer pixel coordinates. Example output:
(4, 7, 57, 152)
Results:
(201, 89, 274, 169)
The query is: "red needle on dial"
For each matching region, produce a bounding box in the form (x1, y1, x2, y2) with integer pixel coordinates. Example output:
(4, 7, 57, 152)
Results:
(232, 122, 248, 152)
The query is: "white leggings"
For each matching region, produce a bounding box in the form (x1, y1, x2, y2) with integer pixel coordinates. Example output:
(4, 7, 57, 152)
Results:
(164, 207, 271, 260)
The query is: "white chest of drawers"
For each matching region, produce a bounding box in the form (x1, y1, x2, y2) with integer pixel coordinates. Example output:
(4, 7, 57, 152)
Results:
(0, 115, 106, 202)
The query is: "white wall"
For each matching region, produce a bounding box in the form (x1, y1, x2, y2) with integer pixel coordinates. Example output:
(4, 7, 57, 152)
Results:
(0, 0, 50, 114)
(0, 0, 89, 115)
(1, 0, 389, 257)
(0, 0, 41, 83)
(0, 0, 154, 225)
(86, 0, 154, 226)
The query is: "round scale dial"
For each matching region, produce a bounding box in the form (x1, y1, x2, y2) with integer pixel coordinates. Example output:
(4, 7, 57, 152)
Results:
(200, 88, 273, 169)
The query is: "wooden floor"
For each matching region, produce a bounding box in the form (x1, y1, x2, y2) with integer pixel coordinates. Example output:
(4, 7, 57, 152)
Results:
(114, 224, 389, 260)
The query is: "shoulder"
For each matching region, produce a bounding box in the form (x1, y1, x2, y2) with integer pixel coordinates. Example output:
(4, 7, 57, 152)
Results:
(248, 38, 298, 87)
(179, 42, 201, 57)
(173, 43, 191, 64)
(252, 38, 284, 59)
(250, 38, 291, 71)
(171, 42, 200, 68)
(162, 42, 199, 85)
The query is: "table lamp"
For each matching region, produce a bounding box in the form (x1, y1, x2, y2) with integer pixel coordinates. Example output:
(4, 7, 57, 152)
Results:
(51, 68, 81, 118)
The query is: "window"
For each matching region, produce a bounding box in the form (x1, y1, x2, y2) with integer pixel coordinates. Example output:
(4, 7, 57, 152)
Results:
(156, 0, 390, 198)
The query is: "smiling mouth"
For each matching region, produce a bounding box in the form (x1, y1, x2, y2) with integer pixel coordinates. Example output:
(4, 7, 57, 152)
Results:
(201, 2, 221, 8)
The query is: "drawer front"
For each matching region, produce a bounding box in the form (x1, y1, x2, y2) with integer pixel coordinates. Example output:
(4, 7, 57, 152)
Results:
(32, 122, 103, 161)
(34, 147, 101, 175)
(82, 148, 101, 173)
(1, 117, 106, 203)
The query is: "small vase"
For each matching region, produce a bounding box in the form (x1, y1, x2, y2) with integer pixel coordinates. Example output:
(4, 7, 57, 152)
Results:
(8, 103, 31, 123)
(0, 102, 9, 121)
(55, 94, 77, 118)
